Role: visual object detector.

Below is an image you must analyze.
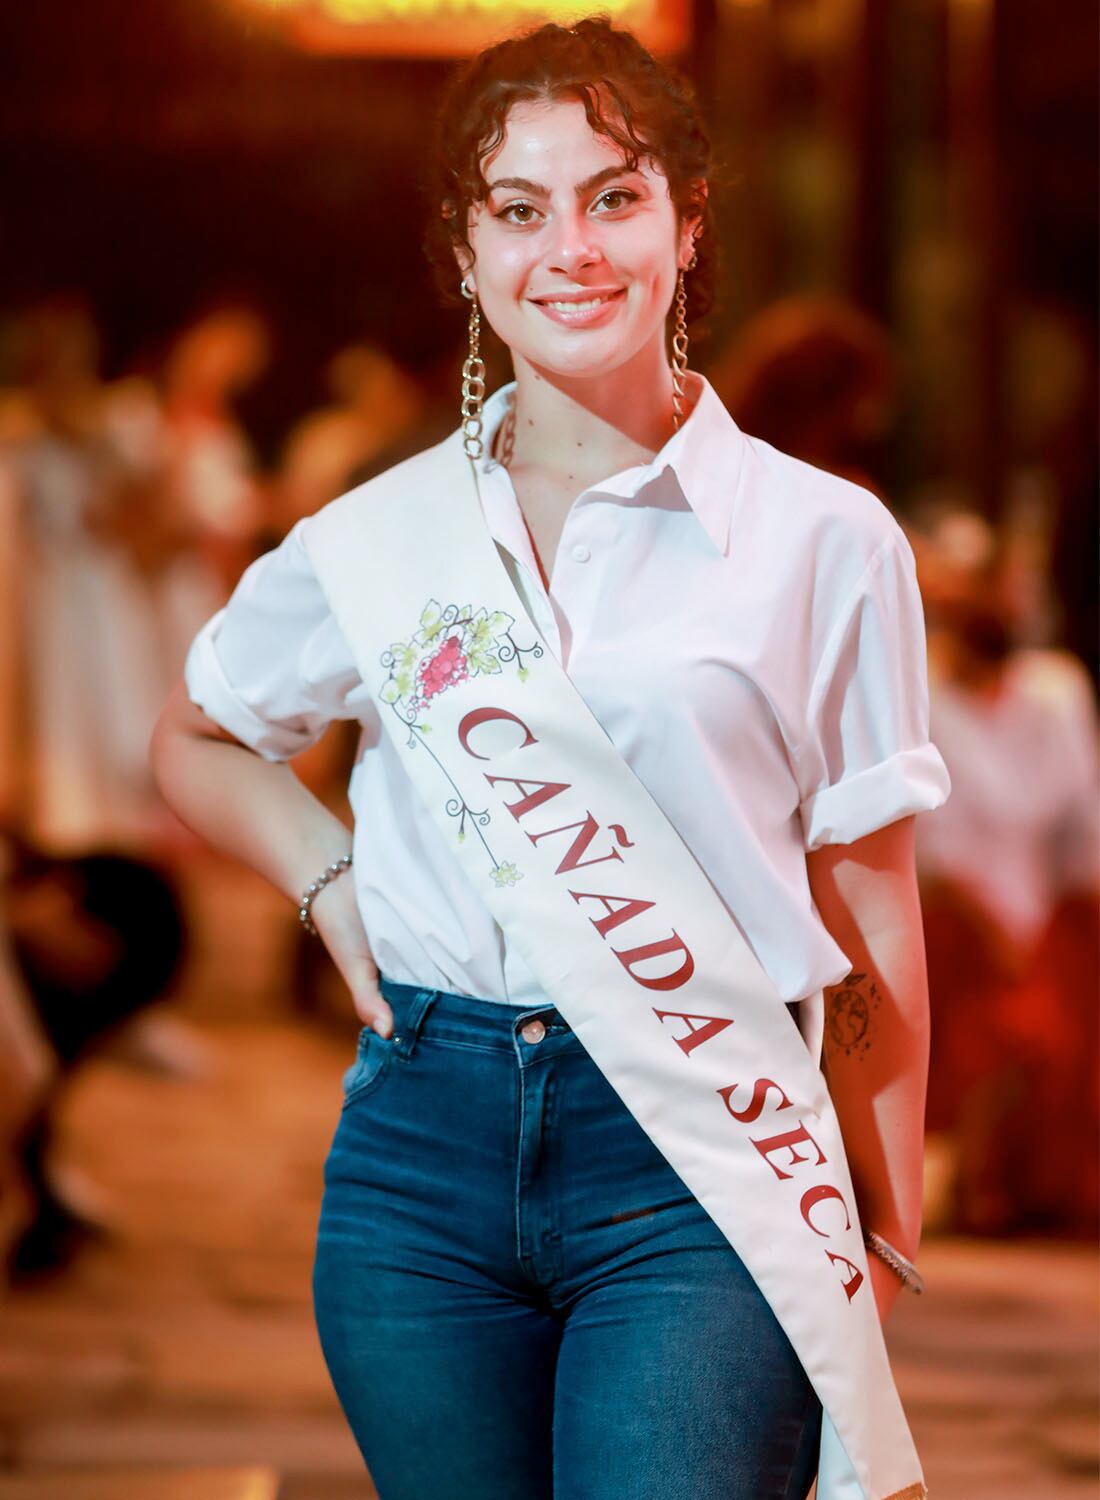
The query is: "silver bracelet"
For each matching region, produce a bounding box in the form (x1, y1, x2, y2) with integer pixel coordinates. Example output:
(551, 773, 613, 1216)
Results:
(298, 853, 353, 936)
(864, 1229, 925, 1295)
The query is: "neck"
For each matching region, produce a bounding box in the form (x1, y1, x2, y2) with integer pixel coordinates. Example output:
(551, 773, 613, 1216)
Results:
(502, 336, 685, 481)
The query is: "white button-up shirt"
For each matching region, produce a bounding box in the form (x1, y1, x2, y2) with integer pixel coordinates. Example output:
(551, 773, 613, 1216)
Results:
(184, 375, 951, 1007)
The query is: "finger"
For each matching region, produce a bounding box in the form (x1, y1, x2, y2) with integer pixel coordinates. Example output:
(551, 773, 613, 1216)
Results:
(344, 958, 394, 1037)
(314, 904, 394, 1036)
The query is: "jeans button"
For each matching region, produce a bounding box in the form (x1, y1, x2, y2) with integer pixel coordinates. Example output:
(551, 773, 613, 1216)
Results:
(521, 1019, 547, 1044)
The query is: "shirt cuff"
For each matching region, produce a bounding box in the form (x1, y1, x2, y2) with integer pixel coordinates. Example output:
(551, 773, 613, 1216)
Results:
(183, 613, 318, 764)
(799, 743, 952, 851)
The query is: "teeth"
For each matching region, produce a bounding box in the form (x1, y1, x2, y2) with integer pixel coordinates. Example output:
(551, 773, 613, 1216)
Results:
(545, 297, 608, 312)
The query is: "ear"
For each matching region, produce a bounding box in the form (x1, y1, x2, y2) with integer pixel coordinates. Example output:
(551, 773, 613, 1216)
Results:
(453, 240, 476, 296)
(679, 179, 708, 269)
(450, 211, 477, 295)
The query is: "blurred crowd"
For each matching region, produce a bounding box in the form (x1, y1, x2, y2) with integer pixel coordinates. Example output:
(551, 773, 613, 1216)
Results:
(0, 291, 1095, 1289)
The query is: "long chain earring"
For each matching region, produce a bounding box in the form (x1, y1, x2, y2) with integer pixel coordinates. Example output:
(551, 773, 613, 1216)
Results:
(670, 252, 697, 430)
(460, 275, 486, 461)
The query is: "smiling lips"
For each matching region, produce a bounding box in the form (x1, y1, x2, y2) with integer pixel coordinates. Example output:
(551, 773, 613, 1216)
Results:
(530, 287, 626, 327)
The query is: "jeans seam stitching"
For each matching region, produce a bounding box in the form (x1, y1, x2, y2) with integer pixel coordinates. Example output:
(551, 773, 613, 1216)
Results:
(413, 1037, 520, 1056)
(341, 1053, 393, 1109)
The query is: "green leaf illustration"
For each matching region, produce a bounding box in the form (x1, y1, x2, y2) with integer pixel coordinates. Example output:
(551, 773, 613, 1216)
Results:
(468, 613, 493, 653)
(467, 645, 502, 676)
(420, 600, 445, 642)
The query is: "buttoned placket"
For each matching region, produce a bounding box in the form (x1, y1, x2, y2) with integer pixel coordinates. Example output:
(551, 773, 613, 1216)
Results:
(475, 459, 593, 667)
(475, 455, 645, 672)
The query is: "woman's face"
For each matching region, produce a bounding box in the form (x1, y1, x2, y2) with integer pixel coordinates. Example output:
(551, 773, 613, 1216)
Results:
(462, 96, 698, 383)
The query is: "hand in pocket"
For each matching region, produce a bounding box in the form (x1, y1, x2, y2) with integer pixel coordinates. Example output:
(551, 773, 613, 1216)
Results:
(310, 874, 394, 1038)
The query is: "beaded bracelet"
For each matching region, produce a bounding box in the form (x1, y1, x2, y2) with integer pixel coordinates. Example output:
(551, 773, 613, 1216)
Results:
(298, 853, 353, 936)
(863, 1229, 925, 1295)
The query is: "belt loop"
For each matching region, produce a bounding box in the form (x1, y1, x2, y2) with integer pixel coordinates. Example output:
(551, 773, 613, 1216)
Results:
(391, 988, 439, 1059)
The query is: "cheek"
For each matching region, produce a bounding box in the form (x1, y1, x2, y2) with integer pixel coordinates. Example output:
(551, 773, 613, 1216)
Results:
(504, 244, 540, 290)
(618, 232, 678, 299)
(628, 261, 675, 317)
(480, 235, 539, 298)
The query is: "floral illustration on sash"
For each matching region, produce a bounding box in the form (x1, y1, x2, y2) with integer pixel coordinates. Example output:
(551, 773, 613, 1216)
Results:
(378, 600, 543, 885)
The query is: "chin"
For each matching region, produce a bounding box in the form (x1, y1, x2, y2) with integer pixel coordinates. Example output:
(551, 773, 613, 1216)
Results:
(522, 335, 649, 384)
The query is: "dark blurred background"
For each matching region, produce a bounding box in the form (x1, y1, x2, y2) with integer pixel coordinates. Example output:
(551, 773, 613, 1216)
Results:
(2, 0, 1096, 594)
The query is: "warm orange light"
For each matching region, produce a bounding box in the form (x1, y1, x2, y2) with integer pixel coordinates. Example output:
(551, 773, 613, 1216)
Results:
(233, 0, 689, 57)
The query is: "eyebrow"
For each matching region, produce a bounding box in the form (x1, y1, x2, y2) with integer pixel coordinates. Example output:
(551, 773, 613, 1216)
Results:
(485, 165, 640, 199)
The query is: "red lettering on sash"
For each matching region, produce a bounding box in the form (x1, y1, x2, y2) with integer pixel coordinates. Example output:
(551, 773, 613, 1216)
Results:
(484, 775, 571, 821)
(717, 1081, 864, 1299)
(825, 1251, 865, 1301)
(653, 1007, 733, 1055)
(527, 813, 633, 874)
(752, 1121, 828, 1181)
(452, 705, 867, 1303)
(458, 707, 537, 760)
(614, 934, 695, 992)
(717, 1077, 794, 1124)
(800, 1183, 852, 1238)
(569, 890, 656, 938)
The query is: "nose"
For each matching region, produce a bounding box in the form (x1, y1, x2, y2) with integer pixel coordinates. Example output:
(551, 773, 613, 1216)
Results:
(545, 209, 601, 277)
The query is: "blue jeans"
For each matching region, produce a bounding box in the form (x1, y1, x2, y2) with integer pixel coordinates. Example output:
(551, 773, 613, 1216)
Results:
(313, 977, 822, 1500)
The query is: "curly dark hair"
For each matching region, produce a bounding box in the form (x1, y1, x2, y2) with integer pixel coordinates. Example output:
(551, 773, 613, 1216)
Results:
(425, 15, 717, 330)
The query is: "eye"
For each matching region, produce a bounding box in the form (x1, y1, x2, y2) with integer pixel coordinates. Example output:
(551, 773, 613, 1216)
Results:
(495, 201, 541, 226)
(592, 187, 638, 213)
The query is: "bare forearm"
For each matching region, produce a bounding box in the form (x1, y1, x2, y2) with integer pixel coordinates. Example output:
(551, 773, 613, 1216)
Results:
(150, 689, 352, 906)
(822, 922, 930, 1257)
(806, 818, 930, 1262)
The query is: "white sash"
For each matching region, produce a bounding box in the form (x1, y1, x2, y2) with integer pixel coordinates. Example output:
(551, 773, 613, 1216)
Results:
(303, 427, 928, 1500)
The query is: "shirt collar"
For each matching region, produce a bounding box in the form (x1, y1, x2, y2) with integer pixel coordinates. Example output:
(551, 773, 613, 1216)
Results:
(476, 372, 747, 558)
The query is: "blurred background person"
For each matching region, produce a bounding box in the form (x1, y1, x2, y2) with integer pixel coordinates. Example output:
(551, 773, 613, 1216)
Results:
(0, 837, 55, 1287)
(912, 506, 1100, 1236)
(0, 301, 216, 1285)
(0, 297, 170, 853)
(156, 303, 272, 596)
(0, 830, 189, 1278)
(708, 293, 899, 496)
(274, 341, 423, 534)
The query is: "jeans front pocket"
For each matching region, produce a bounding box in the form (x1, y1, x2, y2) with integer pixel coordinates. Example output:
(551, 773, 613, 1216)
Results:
(341, 1025, 395, 1110)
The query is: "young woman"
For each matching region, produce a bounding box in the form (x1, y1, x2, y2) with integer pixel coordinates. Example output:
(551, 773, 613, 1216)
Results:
(152, 19, 949, 1499)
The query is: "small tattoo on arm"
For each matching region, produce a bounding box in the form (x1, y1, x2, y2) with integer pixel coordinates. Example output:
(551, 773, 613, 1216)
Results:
(824, 971, 881, 1059)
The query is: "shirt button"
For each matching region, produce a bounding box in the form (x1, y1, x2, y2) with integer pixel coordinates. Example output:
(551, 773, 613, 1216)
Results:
(570, 543, 591, 564)
(520, 1019, 547, 1044)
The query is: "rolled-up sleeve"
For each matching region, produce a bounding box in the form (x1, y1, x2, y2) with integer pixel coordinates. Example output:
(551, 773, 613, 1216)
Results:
(183, 520, 371, 763)
(797, 532, 951, 850)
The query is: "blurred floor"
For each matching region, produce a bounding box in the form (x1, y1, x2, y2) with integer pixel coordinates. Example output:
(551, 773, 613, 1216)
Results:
(0, 1011, 368, 1500)
(0, 861, 1096, 1499)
